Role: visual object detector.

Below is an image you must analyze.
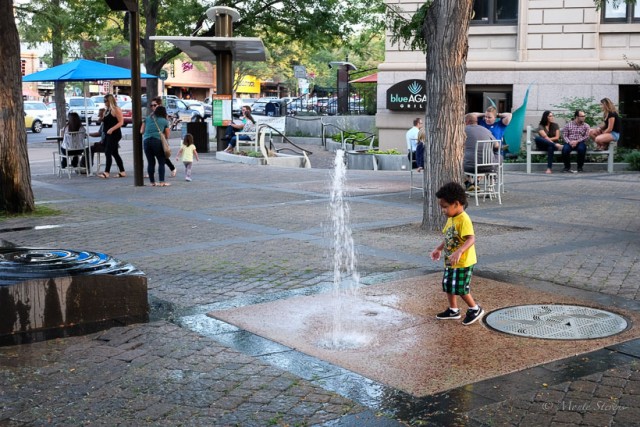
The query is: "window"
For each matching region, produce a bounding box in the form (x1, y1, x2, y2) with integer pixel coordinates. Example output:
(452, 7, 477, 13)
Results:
(603, 0, 640, 23)
(471, 0, 518, 25)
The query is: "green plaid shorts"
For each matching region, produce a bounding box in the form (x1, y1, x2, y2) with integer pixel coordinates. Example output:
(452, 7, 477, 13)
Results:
(442, 266, 474, 295)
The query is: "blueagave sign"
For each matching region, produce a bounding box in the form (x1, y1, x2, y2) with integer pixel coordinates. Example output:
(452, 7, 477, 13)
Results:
(386, 79, 426, 111)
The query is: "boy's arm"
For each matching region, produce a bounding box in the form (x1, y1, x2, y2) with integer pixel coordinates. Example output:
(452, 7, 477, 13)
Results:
(430, 241, 445, 261)
(448, 235, 475, 265)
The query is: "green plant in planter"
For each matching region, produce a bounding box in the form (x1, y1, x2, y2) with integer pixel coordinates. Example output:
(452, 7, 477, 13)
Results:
(366, 148, 402, 155)
(331, 130, 379, 147)
(624, 150, 640, 171)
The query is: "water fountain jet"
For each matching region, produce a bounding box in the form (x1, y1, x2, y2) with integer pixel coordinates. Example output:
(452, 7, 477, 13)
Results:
(318, 149, 369, 350)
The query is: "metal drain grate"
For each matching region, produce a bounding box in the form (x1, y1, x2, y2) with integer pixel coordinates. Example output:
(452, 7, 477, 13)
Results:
(485, 305, 628, 340)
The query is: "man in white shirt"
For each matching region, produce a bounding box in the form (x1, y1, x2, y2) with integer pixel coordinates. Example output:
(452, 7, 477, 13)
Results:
(406, 117, 424, 171)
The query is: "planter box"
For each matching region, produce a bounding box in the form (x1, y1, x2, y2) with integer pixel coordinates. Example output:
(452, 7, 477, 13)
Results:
(327, 141, 370, 153)
(216, 151, 308, 168)
(374, 154, 411, 171)
(346, 151, 376, 170)
(266, 153, 309, 168)
(216, 151, 266, 165)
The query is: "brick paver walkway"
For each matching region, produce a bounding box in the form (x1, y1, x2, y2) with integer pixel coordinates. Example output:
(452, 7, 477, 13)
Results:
(1, 140, 639, 426)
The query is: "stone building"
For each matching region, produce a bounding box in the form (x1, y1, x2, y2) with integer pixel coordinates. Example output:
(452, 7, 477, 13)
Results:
(377, 0, 640, 150)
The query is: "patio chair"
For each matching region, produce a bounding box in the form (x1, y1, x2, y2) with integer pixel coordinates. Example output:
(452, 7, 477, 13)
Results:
(55, 131, 91, 179)
(464, 139, 501, 206)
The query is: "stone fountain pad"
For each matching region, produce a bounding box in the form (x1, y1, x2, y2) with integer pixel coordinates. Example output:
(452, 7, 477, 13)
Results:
(209, 274, 640, 397)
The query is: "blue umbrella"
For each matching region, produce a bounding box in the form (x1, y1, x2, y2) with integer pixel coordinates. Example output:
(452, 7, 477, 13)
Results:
(22, 59, 157, 82)
(23, 59, 156, 130)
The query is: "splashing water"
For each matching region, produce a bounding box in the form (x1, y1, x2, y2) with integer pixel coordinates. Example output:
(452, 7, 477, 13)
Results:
(330, 149, 361, 293)
(318, 149, 366, 350)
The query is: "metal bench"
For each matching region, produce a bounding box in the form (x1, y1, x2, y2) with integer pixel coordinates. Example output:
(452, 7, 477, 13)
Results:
(525, 125, 616, 173)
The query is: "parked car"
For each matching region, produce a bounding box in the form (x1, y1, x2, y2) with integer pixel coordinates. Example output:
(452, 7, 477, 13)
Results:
(23, 101, 54, 127)
(24, 112, 43, 133)
(202, 102, 212, 119)
(120, 101, 132, 126)
(182, 99, 205, 119)
(251, 97, 279, 115)
(314, 97, 330, 114)
(232, 98, 242, 117)
(164, 97, 202, 123)
(251, 101, 268, 115)
(140, 95, 198, 122)
(90, 95, 106, 112)
(66, 97, 98, 124)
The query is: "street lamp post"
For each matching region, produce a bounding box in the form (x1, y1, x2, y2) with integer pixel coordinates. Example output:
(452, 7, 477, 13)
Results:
(105, 0, 143, 187)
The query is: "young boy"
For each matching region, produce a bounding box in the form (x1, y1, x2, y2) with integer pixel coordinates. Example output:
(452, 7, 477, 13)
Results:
(430, 182, 484, 326)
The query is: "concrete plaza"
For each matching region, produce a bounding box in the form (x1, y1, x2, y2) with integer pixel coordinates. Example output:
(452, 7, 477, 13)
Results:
(1, 139, 640, 426)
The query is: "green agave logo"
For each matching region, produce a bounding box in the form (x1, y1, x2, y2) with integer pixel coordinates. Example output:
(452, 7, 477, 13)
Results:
(408, 81, 422, 95)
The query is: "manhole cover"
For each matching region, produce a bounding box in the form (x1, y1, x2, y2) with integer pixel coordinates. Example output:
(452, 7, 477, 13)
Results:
(485, 305, 628, 340)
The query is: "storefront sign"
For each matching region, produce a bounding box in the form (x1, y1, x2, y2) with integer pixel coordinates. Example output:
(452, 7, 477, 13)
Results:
(386, 80, 426, 111)
(212, 95, 232, 126)
(236, 75, 260, 94)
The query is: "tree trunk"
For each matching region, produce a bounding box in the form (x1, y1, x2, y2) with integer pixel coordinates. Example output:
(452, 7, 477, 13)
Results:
(142, 0, 159, 103)
(51, 0, 66, 135)
(421, 0, 473, 231)
(0, 1, 35, 213)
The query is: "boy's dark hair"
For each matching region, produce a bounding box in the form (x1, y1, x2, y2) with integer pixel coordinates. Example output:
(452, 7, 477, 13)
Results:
(435, 182, 467, 207)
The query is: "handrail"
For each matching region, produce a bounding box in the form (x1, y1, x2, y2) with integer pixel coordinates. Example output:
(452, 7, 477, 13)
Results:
(321, 122, 344, 150)
(255, 123, 313, 156)
(321, 121, 375, 151)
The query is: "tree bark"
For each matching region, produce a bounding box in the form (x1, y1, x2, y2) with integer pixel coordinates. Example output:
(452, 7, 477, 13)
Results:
(421, 0, 473, 231)
(0, 1, 35, 213)
(50, 0, 66, 135)
(142, 0, 160, 103)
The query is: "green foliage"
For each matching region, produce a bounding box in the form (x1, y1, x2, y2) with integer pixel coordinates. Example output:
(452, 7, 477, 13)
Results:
(331, 130, 377, 146)
(552, 97, 603, 128)
(623, 150, 640, 170)
(385, 2, 432, 53)
(366, 149, 401, 155)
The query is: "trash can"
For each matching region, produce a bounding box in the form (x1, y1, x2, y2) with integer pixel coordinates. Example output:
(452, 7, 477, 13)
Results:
(186, 121, 209, 153)
(265, 102, 279, 117)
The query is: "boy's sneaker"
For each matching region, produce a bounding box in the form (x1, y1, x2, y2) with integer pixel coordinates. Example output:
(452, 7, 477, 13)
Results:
(462, 306, 485, 326)
(185, 177, 192, 182)
(436, 308, 461, 320)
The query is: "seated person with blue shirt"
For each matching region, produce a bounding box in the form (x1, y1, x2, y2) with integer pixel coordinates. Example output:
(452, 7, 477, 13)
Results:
(473, 106, 511, 156)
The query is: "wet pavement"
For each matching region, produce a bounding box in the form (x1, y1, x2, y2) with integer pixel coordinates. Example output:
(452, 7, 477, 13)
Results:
(1, 138, 640, 426)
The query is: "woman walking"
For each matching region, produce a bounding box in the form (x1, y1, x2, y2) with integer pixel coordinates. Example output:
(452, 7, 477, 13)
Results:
(98, 94, 126, 178)
(141, 105, 171, 187)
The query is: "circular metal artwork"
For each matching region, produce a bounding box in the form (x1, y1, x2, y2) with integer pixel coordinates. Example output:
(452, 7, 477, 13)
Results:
(485, 304, 628, 340)
(0, 247, 144, 286)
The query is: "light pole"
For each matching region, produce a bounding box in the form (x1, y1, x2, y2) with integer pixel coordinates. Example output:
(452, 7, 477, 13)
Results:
(105, 0, 143, 187)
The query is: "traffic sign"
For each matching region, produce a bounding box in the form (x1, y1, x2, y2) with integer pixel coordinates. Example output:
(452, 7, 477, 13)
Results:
(159, 70, 168, 81)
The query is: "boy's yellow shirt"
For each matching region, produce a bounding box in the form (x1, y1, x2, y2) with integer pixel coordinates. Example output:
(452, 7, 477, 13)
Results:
(442, 211, 477, 268)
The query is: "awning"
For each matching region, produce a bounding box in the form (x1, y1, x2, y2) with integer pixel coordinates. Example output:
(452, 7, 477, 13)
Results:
(151, 36, 266, 62)
(349, 73, 377, 84)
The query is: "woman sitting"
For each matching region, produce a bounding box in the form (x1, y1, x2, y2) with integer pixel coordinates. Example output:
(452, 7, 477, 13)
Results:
(60, 112, 87, 169)
(589, 97, 621, 151)
(534, 110, 562, 174)
(224, 108, 256, 153)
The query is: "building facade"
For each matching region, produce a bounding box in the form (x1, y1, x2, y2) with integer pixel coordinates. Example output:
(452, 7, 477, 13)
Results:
(377, 0, 640, 150)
